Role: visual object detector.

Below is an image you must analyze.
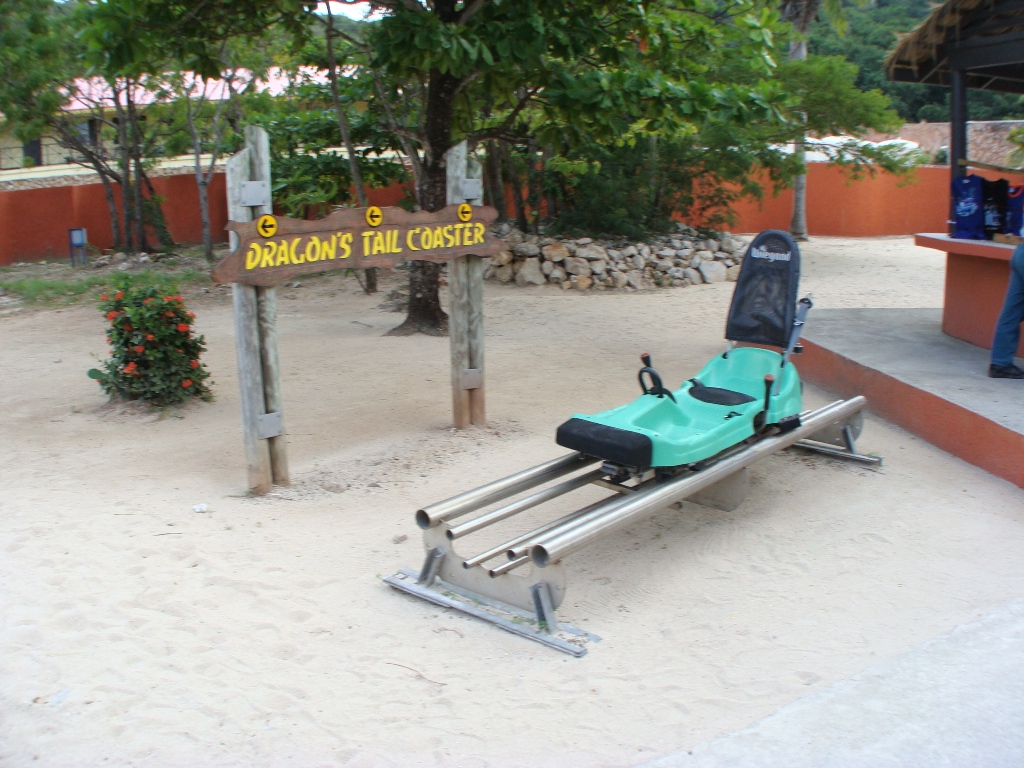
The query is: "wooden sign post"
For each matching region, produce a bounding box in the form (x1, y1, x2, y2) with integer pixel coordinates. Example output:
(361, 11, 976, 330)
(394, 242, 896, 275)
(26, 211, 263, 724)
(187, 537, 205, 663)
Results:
(216, 135, 502, 494)
(225, 126, 288, 495)
(446, 141, 486, 428)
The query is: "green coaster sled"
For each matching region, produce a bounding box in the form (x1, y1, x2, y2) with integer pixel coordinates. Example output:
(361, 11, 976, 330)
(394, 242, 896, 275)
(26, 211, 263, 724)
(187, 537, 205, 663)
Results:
(556, 230, 811, 471)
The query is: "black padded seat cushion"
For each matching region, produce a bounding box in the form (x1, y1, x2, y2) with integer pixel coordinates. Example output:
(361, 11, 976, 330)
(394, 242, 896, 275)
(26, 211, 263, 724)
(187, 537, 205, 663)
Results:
(687, 379, 756, 406)
(556, 418, 653, 468)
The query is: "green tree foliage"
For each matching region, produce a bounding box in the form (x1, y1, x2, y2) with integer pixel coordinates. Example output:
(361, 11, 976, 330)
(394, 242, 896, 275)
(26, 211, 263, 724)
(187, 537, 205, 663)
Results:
(249, 80, 408, 218)
(77, 0, 791, 333)
(540, 53, 905, 238)
(778, 55, 899, 137)
(77, 0, 311, 79)
(809, 0, 1023, 122)
(0, 0, 179, 252)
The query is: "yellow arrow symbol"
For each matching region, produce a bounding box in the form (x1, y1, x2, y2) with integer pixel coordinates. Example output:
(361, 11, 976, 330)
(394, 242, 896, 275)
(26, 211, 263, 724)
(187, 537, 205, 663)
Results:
(257, 214, 277, 238)
(457, 203, 473, 222)
(365, 206, 383, 227)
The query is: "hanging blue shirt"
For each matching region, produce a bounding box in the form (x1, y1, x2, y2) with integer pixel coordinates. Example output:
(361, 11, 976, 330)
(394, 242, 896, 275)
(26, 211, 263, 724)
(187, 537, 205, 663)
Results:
(952, 175, 986, 239)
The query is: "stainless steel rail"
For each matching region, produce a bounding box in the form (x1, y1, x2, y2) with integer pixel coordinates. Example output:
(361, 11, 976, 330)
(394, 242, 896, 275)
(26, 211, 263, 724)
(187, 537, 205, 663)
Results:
(461, 496, 618, 568)
(446, 469, 606, 540)
(415, 452, 596, 529)
(530, 397, 866, 567)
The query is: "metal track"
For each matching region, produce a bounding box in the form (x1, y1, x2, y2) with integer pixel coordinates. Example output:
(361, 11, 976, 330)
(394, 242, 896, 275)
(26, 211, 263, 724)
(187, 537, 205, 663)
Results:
(385, 397, 874, 656)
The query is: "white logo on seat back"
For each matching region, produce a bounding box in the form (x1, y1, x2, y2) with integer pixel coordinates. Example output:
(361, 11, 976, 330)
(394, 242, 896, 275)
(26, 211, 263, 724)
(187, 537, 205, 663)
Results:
(749, 245, 791, 262)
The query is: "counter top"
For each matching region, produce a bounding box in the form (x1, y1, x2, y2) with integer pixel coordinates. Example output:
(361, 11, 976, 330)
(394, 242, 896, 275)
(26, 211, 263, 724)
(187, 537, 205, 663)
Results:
(915, 233, 1017, 260)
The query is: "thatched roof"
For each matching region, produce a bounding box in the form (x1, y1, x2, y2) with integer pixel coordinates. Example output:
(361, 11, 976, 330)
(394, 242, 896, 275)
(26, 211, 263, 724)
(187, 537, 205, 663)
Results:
(886, 0, 1024, 94)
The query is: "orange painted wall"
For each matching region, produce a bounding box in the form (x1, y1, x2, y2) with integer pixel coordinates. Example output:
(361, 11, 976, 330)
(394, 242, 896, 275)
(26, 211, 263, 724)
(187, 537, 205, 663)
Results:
(0, 173, 227, 265)
(728, 164, 953, 236)
(5, 162, 1022, 264)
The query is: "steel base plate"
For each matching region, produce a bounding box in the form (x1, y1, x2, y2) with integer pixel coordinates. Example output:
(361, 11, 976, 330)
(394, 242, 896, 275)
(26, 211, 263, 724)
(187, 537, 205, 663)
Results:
(384, 568, 600, 657)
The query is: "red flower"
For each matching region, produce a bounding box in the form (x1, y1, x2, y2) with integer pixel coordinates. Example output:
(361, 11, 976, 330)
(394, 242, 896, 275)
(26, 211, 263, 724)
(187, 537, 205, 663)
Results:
(100, 294, 109, 301)
(143, 298, 153, 305)
(190, 359, 199, 368)
(177, 323, 189, 332)
(145, 334, 154, 340)
(187, 312, 195, 318)
(106, 310, 118, 320)
(182, 379, 192, 388)
(134, 345, 144, 353)
(114, 291, 124, 300)
(124, 324, 132, 331)
(124, 362, 137, 373)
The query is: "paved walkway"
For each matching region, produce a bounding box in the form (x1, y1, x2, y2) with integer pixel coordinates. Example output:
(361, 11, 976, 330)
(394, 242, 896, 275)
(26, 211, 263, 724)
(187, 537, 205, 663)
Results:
(642, 599, 1024, 768)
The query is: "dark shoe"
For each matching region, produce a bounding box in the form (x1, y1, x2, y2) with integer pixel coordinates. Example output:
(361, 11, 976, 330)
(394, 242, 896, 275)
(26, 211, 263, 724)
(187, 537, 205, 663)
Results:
(989, 364, 1024, 379)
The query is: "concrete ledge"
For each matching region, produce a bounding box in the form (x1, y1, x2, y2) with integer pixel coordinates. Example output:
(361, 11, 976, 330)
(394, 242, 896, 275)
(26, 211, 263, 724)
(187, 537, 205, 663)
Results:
(796, 309, 1024, 489)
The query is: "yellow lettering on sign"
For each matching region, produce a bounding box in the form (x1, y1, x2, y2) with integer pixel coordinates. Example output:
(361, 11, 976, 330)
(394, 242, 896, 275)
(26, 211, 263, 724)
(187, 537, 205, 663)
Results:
(320, 234, 336, 260)
(276, 239, 290, 266)
(372, 231, 385, 255)
(361, 231, 374, 257)
(289, 238, 304, 265)
(433, 226, 444, 248)
(407, 228, 421, 251)
(245, 243, 261, 270)
(387, 229, 402, 253)
(260, 242, 276, 268)
(420, 228, 432, 250)
(339, 232, 352, 258)
(443, 225, 454, 247)
(304, 237, 321, 263)
(473, 222, 485, 245)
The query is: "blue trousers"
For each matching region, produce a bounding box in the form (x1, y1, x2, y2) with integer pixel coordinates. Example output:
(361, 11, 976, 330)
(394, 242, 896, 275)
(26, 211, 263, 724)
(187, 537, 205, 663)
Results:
(991, 243, 1024, 367)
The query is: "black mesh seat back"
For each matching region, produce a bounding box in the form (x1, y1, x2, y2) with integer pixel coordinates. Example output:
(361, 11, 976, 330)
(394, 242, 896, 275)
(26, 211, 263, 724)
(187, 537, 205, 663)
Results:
(725, 230, 800, 348)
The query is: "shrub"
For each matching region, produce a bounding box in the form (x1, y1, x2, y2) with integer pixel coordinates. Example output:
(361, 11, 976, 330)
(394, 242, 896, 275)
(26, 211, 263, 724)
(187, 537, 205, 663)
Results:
(88, 276, 212, 406)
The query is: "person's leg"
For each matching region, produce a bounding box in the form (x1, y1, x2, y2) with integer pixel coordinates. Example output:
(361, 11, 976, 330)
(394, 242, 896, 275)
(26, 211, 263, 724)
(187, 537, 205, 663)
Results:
(990, 245, 1024, 370)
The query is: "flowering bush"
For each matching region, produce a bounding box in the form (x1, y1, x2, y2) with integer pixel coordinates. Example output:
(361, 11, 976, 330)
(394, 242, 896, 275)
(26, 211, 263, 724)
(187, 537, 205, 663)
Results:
(88, 276, 212, 405)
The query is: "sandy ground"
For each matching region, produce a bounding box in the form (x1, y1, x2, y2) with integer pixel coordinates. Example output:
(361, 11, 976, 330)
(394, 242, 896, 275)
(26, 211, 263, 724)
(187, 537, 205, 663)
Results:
(2, 236, 1024, 767)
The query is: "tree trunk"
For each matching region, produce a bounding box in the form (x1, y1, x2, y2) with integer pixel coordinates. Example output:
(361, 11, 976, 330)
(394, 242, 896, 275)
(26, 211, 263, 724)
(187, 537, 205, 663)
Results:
(121, 162, 135, 252)
(542, 143, 556, 221)
(647, 135, 660, 223)
(141, 168, 173, 250)
(388, 68, 459, 337)
(125, 87, 148, 252)
(324, 6, 377, 293)
(501, 141, 528, 231)
(115, 104, 135, 253)
(484, 140, 507, 220)
(526, 138, 540, 234)
(97, 172, 123, 250)
(198, 179, 212, 260)
(788, 38, 809, 240)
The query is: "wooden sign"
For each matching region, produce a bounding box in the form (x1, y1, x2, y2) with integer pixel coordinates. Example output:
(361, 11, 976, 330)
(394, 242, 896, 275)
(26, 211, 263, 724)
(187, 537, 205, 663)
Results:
(211, 204, 503, 286)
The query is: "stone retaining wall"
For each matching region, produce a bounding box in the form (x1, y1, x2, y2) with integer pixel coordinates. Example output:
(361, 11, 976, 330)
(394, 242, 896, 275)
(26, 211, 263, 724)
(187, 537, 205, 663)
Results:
(485, 223, 748, 291)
